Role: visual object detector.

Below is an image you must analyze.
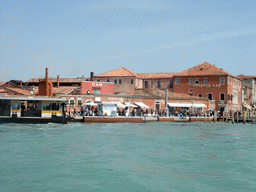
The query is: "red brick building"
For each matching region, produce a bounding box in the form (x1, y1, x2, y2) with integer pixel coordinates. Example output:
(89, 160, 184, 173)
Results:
(173, 62, 243, 113)
(80, 81, 115, 95)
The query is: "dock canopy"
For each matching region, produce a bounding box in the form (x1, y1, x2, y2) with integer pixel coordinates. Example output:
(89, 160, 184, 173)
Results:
(168, 102, 206, 108)
(134, 102, 149, 109)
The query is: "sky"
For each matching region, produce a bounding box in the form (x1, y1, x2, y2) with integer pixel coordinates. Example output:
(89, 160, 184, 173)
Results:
(0, 0, 256, 81)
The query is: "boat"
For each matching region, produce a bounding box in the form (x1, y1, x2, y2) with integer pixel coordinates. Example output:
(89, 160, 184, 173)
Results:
(0, 96, 67, 124)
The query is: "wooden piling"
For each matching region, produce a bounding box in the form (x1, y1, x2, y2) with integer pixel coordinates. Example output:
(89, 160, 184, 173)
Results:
(243, 110, 246, 124)
(236, 111, 239, 123)
(231, 111, 234, 124)
(205, 111, 207, 123)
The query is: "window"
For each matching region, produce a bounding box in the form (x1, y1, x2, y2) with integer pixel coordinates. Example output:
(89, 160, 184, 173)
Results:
(220, 93, 225, 101)
(198, 94, 202, 97)
(195, 78, 199, 84)
(220, 78, 225, 84)
(144, 81, 149, 89)
(65, 100, 70, 106)
(157, 81, 161, 88)
(94, 88, 100, 94)
(70, 99, 75, 106)
(131, 79, 134, 84)
(106, 79, 110, 82)
(11, 102, 20, 110)
(208, 93, 213, 100)
(77, 99, 82, 106)
(119, 79, 122, 84)
(42, 103, 60, 110)
(170, 81, 173, 88)
(175, 78, 180, 85)
(97, 79, 100, 82)
(204, 78, 208, 84)
(52, 103, 60, 111)
(189, 78, 193, 84)
(114, 79, 117, 84)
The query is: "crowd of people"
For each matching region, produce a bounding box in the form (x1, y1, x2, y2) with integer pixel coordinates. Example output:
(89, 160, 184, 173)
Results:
(66, 106, 220, 118)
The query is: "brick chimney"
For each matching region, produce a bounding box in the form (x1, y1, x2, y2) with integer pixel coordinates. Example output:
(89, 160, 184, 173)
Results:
(90, 72, 94, 81)
(57, 75, 60, 88)
(20, 81, 22, 88)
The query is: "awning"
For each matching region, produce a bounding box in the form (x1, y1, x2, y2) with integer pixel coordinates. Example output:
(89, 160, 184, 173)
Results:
(125, 102, 137, 107)
(168, 102, 193, 107)
(243, 103, 252, 110)
(134, 102, 150, 109)
(101, 102, 119, 105)
(193, 103, 207, 108)
(82, 101, 97, 106)
(117, 103, 126, 108)
(168, 102, 206, 108)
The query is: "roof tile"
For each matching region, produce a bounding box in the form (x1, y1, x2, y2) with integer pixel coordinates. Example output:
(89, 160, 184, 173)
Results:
(95, 67, 141, 77)
(177, 62, 233, 76)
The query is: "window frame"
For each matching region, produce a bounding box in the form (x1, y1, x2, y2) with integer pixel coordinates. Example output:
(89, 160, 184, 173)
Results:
(220, 93, 225, 101)
(220, 78, 225, 85)
(77, 99, 83, 107)
(114, 79, 117, 84)
(195, 78, 199, 84)
(175, 78, 180, 85)
(157, 80, 161, 88)
(130, 79, 134, 85)
(189, 78, 193, 85)
(204, 78, 208, 84)
(198, 93, 202, 97)
(118, 79, 122, 85)
(170, 80, 173, 88)
(207, 93, 213, 100)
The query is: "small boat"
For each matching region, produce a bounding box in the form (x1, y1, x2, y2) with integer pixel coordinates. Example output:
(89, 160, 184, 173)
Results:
(0, 96, 67, 124)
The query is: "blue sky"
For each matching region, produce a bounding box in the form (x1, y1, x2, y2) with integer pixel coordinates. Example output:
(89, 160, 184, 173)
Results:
(0, 0, 256, 81)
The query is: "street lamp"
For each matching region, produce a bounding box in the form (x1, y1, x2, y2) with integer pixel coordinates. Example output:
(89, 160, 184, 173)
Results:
(87, 90, 91, 111)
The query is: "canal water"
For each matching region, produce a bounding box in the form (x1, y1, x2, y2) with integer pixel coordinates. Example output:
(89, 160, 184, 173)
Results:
(1, 122, 256, 192)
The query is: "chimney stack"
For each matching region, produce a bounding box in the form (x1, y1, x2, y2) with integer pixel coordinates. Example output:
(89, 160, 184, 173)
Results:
(90, 72, 94, 81)
(57, 75, 60, 88)
(20, 81, 22, 88)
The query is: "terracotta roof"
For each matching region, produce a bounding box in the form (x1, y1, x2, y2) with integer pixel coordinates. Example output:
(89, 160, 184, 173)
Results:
(5, 87, 31, 95)
(237, 74, 256, 79)
(177, 62, 233, 77)
(138, 73, 178, 79)
(0, 82, 6, 86)
(0, 89, 7, 93)
(95, 67, 142, 77)
(52, 86, 79, 95)
(26, 78, 89, 83)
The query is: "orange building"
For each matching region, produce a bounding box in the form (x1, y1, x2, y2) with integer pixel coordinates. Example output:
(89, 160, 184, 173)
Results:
(93, 67, 176, 93)
(173, 62, 243, 113)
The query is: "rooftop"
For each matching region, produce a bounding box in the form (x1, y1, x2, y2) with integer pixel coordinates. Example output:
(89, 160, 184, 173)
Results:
(177, 62, 234, 77)
(138, 73, 178, 79)
(237, 74, 256, 80)
(26, 77, 89, 83)
(94, 67, 142, 77)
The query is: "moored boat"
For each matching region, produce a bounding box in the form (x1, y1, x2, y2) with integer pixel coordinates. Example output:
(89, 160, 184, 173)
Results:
(0, 96, 67, 124)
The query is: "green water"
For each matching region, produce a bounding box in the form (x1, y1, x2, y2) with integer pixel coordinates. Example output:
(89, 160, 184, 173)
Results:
(1, 122, 256, 192)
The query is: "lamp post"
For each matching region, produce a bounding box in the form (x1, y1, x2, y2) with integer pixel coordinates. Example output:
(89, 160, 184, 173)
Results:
(87, 90, 91, 111)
